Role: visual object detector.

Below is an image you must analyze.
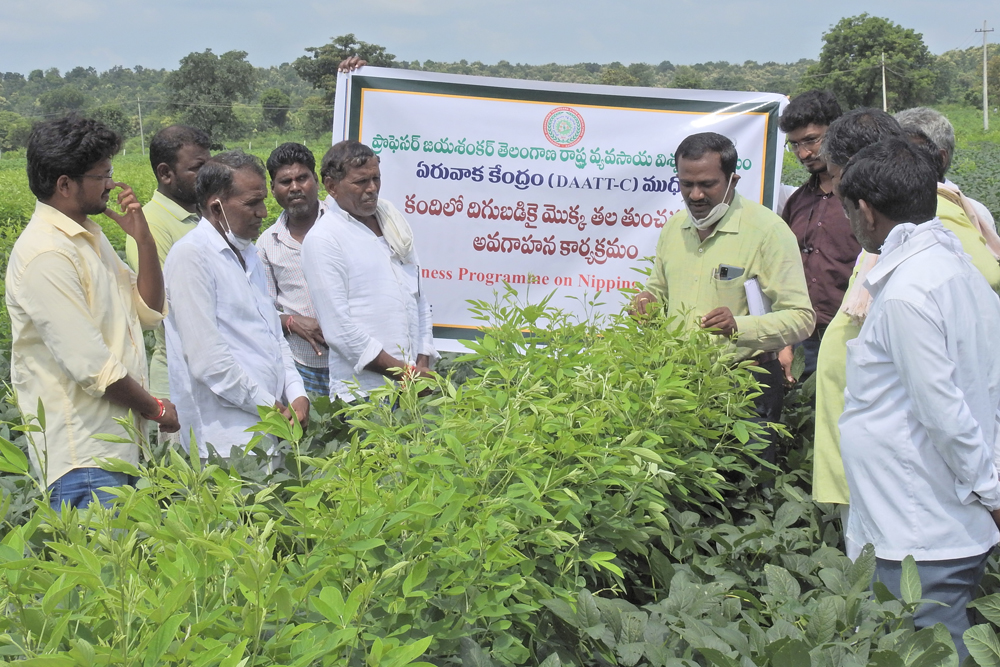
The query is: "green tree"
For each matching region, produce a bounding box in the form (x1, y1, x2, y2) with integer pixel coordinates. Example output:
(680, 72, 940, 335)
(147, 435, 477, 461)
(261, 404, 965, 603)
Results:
(806, 14, 935, 110)
(672, 66, 704, 89)
(601, 63, 638, 87)
(0, 111, 32, 151)
(260, 87, 291, 131)
(294, 33, 396, 103)
(165, 49, 256, 140)
(37, 86, 88, 115)
(91, 103, 134, 137)
(295, 95, 332, 139)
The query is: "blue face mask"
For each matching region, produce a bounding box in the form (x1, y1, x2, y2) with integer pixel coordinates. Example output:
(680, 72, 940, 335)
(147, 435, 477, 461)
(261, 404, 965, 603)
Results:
(217, 201, 253, 251)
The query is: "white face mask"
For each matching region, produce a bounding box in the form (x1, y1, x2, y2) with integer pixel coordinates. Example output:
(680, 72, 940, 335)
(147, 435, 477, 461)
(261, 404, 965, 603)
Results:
(217, 201, 254, 251)
(687, 173, 736, 231)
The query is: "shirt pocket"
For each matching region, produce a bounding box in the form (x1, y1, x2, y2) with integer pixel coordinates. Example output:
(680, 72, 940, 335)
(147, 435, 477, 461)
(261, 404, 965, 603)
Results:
(711, 275, 748, 312)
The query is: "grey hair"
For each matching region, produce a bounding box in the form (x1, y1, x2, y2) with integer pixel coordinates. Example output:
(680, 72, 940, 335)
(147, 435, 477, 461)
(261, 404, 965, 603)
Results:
(894, 107, 955, 175)
(195, 149, 266, 208)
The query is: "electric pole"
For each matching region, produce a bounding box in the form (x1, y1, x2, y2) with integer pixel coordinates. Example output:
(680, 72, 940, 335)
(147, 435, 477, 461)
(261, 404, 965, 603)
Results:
(977, 21, 994, 131)
(881, 52, 888, 112)
(137, 96, 145, 156)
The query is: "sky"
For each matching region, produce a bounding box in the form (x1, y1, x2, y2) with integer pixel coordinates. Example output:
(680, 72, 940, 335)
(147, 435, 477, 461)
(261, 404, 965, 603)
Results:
(1, 0, 996, 75)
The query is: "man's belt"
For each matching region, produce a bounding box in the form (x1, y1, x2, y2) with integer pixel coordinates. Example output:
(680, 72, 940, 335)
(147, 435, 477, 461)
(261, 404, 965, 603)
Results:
(755, 351, 779, 364)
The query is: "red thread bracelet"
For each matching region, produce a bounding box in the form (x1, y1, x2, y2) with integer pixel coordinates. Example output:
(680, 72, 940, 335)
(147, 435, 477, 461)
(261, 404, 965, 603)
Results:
(144, 397, 165, 421)
(286, 315, 295, 332)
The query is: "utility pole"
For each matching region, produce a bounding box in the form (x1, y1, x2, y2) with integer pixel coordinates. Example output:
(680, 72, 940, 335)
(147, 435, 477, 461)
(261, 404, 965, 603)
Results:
(137, 96, 145, 156)
(977, 21, 994, 131)
(881, 52, 888, 112)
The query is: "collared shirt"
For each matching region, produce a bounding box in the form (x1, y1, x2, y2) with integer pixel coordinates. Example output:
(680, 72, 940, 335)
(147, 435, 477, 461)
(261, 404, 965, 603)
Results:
(302, 196, 436, 400)
(256, 206, 326, 369)
(840, 219, 1000, 561)
(125, 190, 200, 399)
(6, 201, 165, 486)
(812, 194, 1000, 505)
(164, 219, 306, 457)
(644, 193, 815, 360)
(781, 173, 862, 327)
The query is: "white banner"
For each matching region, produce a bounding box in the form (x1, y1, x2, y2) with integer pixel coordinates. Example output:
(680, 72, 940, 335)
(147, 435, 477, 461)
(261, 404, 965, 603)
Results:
(333, 68, 787, 350)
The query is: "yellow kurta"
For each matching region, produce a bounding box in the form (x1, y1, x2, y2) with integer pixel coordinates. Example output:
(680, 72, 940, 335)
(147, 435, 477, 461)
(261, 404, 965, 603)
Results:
(7, 202, 166, 486)
(812, 193, 1000, 504)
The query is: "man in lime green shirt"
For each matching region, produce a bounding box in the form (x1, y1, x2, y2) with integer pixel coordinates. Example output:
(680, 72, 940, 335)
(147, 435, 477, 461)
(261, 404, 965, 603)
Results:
(125, 125, 211, 405)
(634, 132, 815, 462)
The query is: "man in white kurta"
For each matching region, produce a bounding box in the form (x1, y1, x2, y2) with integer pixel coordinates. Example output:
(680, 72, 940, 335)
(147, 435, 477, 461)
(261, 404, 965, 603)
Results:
(165, 151, 307, 457)
(838, 138, 1000, 662)
(302, 140, 436, 401)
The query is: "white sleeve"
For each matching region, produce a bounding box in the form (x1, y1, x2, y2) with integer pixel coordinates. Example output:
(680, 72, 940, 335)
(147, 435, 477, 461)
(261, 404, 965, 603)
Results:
(884, 298, 1000, 510)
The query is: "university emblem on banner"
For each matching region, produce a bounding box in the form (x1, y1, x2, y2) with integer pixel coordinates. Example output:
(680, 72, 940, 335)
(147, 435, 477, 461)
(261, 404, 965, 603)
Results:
(543, 107, 586, 148)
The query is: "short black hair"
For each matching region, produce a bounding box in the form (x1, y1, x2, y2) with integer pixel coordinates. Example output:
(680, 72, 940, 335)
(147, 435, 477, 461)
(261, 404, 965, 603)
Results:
(195, 150, 267, 209)
(320, 140, 378, 183)
(674, 132, 738, 178)
(822, 108, 903, 168)
(148, 125, 211, 175)
(778, 90, 842, 133)
(839, 138, 938, 224)
(26, 115, 122, 200)
(901, 127, 946, 182)
(266, 142, 316, 181)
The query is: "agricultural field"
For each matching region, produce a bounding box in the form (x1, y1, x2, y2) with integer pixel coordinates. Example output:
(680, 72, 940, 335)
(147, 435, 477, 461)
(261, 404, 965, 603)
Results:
(1, 114, 1000, 665)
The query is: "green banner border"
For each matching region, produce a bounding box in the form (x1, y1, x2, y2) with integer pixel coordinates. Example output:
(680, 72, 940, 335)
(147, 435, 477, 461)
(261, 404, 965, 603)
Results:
(346, 75, 781, 207)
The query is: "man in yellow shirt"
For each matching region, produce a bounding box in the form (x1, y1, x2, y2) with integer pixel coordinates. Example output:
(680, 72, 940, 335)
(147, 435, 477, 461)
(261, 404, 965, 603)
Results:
(633, 132, 815, 462)
(7, 116, 180, 510)
(125, 126, 211, 410)
(813, 108, 1000, 558)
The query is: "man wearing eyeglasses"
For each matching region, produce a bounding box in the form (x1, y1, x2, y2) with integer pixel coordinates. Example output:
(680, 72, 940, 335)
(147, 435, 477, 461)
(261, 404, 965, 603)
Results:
(7, 115, 180, 511)
(778, 90, 860, 382)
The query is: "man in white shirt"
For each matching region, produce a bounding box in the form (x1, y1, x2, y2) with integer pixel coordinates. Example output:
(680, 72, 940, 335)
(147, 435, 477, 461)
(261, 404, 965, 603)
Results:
(302, 140, 437, 401)
(164, 150, 308, 458)
(257, 143, 329, 394)
(838, 138, 1000, 662)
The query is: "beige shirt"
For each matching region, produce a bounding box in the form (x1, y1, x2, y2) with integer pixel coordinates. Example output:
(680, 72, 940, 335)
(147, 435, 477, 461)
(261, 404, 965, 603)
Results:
(6, 201, 166, 486)
(125, 191, 199, 398)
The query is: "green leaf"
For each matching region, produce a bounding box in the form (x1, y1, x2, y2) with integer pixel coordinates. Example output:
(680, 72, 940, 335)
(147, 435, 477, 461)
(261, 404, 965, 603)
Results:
(765, 564, 801, 599)
(770, 638, 811, 667)
(807, 595, 840, 645)
(697, 648, 740, 667)
(0, 436, 28, 474)
(538, 653, 562, 667)
(460, 637, 496, 667)
(969, 594, 1000, 627)
(964, 624, 1000, 667)
(908, 642, 956, 667)
(867, 650, 906, 667)
(900, 555, 922, 605)
(847, 543, 877, 594)
(576, 589, 602, 629)
(403, 559, 429, 597)
(143, 613, 189, 667)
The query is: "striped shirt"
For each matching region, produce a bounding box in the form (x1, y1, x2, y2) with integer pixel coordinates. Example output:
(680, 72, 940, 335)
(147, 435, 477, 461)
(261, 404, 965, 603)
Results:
(256, 207, 327, 369)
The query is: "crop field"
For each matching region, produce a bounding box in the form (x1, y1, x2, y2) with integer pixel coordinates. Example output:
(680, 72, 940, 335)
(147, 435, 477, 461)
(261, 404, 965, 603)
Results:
(1, 116, 1000, 665)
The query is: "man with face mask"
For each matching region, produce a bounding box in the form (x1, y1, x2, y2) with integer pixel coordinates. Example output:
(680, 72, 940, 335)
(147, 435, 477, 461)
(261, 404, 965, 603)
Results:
(164, 150, 308, 459)
(633, 132, 814, 462)
(124, 125, 211, 419)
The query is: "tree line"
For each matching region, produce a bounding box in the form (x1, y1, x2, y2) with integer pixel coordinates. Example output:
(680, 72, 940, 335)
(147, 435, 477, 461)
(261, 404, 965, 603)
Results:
(0, 15, 997, 153)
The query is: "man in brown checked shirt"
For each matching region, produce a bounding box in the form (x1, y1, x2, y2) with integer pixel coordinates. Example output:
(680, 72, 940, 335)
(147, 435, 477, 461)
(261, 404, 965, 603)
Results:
(778, 90, 861, 382)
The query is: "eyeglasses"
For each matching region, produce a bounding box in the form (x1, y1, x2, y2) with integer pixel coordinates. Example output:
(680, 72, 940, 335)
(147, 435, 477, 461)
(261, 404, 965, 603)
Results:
(785, 136, 823, 152)
(79, 167, 115, 183)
